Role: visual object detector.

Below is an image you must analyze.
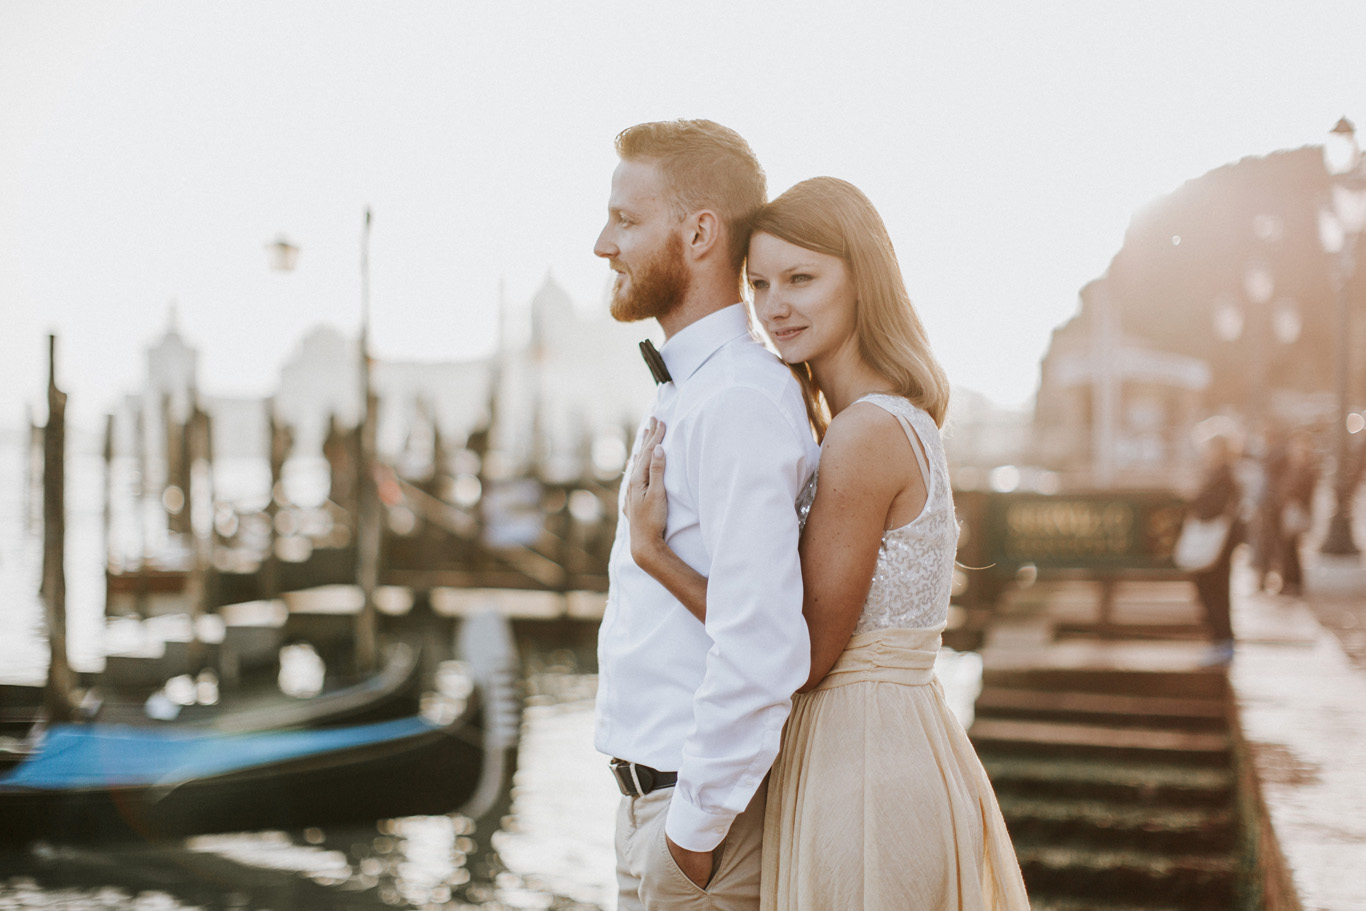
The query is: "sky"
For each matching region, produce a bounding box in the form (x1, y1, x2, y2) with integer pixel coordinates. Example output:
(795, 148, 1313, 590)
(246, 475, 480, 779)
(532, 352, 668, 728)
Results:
(4, 1, 1366, 434)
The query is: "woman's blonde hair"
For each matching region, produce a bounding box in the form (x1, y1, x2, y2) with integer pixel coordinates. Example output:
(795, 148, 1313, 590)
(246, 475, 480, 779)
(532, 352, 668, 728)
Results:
(750, 177, 949, 437)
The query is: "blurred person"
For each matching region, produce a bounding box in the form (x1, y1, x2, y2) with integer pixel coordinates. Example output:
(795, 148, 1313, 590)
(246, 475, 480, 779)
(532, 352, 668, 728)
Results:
(1276, 431, 1318, 597)
(1249, 424, 1287, 592)
(627, 177, 1028, 910)
(1187, 431, 1243, 664)
(592, 120, 820, 911)
(1346, 430, 1366, 537)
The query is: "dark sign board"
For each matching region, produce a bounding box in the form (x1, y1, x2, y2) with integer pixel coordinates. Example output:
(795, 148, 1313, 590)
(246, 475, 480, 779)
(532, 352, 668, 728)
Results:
(955, 490, 1186, 577)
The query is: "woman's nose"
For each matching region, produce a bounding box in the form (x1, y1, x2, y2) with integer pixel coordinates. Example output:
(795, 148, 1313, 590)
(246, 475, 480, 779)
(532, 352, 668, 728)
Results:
(759, 290, 789, 319)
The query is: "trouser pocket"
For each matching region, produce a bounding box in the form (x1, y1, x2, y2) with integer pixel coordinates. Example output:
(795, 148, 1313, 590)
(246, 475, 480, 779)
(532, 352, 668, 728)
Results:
(639, 810, 718, 908)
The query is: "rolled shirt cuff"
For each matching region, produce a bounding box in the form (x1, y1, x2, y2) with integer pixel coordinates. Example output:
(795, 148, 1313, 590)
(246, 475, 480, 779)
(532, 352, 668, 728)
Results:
(663, 791, 733, 853)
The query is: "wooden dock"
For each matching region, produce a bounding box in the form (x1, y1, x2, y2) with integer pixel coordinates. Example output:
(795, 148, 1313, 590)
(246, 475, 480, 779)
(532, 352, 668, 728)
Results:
(970, 578, 1245, 910)
(90, 585, 607, 693)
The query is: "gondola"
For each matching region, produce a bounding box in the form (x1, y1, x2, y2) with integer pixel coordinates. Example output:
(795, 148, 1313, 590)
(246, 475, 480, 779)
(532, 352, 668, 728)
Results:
(0, 611, 522, 845)
(0, 707, 479, 844)
(96, 640, 424, 733)
(0, 641, 424, 776)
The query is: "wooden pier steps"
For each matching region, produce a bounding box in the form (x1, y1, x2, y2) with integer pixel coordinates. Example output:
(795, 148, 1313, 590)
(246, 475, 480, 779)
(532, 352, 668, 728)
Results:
(1015, 846, 1239, 909)
(1028, 902, 1196, 911)
(980, 756, 1234, 808)
(972, 665, 1244, 909)
(970, 718, 1230, 766)
(996, 796, 1238, 855)
(973, 687, 1226, 731)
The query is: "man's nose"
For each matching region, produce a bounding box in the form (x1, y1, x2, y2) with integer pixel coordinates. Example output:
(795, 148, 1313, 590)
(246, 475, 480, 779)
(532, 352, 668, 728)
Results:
(593, 224, 615, 259)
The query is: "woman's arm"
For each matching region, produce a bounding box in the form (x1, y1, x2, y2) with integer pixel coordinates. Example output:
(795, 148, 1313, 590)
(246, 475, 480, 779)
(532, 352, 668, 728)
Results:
(796, 405, 923, 692)
(626, 419, 708, 622)
(627, 406, 925, 693)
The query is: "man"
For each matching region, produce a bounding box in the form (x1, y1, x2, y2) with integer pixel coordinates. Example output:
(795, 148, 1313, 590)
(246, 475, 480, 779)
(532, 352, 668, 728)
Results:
(592, 119, 820, 910)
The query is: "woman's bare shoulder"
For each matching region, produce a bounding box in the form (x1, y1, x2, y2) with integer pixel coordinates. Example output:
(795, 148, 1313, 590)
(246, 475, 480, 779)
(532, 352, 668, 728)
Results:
(823, 399, 908, 446)
(818, 400, 915, 482)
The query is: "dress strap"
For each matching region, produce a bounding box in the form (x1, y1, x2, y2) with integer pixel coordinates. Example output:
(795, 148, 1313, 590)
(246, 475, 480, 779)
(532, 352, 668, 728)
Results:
(856, 395, 934, 497)
(894, 413, 932, 491)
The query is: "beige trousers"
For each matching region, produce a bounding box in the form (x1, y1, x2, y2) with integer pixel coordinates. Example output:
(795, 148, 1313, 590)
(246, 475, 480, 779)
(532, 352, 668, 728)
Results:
(615, 781, 766, 911)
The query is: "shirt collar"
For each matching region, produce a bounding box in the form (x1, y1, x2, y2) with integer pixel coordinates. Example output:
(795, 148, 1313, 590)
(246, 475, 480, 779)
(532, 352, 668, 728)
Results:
(658, 304, 750, 385)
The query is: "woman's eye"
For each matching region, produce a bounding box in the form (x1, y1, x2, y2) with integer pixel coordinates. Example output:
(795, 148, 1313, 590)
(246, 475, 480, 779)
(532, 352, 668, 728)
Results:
(750, 279, 768, 290)
(790, 273, 812, 284)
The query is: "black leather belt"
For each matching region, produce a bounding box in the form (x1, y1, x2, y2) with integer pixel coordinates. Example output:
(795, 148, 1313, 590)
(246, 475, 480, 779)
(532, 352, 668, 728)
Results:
(610, 759, 678, 797)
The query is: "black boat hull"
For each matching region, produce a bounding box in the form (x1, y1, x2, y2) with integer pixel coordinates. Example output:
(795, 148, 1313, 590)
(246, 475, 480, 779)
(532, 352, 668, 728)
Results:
(0, 703, 488, 845)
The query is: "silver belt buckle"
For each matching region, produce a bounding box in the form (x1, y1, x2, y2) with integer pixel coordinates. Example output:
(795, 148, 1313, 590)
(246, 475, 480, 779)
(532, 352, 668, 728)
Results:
(611, 759, 652, 796)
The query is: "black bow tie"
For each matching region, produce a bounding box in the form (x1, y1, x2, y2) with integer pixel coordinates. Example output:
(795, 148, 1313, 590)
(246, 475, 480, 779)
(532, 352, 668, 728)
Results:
(640, 339, 672, 385)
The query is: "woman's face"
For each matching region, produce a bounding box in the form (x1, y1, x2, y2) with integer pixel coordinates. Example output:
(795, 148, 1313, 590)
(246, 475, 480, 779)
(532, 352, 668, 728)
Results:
(747, 231, 858, 366)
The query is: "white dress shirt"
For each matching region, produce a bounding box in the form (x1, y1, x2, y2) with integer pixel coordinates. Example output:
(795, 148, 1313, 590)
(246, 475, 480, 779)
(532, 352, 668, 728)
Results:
(595, 303, 820, 852)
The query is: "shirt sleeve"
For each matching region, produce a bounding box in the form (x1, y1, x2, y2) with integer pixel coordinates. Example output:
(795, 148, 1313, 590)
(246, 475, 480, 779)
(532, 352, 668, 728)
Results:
(664, 384, 813, 851)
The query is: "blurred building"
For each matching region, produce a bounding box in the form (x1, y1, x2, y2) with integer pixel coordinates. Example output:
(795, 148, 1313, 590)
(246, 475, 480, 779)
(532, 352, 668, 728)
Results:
(1033, 281, 1211, 488)
(114, 306, 205, 480)
(1032, 145, 1360, 488)
(118, 276, 656, 486)
(489, 275, 654, 481)
(143, 305, 198, 422)
(942, 387, 1035, 491)
(274, 325, 492, 459)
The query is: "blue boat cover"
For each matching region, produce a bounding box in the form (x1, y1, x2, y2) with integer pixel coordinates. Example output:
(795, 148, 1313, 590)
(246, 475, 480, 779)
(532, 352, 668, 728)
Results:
(0, 715, 440, 790)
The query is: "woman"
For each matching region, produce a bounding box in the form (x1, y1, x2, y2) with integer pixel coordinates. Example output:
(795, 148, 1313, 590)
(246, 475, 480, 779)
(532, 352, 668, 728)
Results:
(1275, 431, 1317, 597)
(1186, 431, 1242, 665)
(626, 177, 1028, 910)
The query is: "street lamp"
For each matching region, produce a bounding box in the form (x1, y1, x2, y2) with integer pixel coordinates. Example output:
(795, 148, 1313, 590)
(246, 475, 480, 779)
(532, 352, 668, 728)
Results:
(1319, 117, 1366, 556)
(265, 235, 300, 272)
(263, 216, 380, 669)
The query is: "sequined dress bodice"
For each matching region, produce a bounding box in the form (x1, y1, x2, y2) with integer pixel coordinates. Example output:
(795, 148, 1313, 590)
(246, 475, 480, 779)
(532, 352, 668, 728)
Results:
(796, 394, 957, 634)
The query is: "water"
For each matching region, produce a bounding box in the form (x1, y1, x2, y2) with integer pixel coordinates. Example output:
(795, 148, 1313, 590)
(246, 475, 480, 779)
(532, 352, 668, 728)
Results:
(0, 433, 982, 908)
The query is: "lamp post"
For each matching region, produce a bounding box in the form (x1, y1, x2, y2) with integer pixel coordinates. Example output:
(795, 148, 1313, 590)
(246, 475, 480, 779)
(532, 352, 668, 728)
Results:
(265, 217, 379, 670)
(262, 237, 299, 604)
(265, 235, 300, 272)
(1319, 117, 1366, 556)
(1090, 281, 1119, 488)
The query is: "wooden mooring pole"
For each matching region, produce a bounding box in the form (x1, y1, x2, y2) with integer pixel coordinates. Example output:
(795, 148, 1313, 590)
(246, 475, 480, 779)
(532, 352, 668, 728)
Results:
(184, 397, 211, 671)
(42, 335, 76, 722)
(102, 413, 114, 574)
(354, 206, 379, 672)
(264, 399, 286, 602)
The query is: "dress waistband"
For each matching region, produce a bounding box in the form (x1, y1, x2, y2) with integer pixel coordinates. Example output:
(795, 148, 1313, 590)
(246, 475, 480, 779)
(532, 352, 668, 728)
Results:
(811, 624, 945, 692)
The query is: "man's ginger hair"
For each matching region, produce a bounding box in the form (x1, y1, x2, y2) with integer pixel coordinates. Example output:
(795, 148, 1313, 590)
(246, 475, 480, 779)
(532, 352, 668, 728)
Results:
(615, 119, 767, 272)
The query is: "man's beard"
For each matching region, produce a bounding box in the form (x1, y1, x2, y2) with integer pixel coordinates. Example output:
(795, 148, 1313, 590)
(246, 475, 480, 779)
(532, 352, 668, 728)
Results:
(609, 233, 690, 323)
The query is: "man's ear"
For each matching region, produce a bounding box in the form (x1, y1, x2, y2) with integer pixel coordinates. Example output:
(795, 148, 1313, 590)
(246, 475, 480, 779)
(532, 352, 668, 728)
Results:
(683, 210, 723, 262)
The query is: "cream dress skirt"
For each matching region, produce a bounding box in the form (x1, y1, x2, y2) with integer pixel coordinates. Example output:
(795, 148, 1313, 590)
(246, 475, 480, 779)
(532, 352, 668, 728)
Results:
(760, 625, 1030, 910)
